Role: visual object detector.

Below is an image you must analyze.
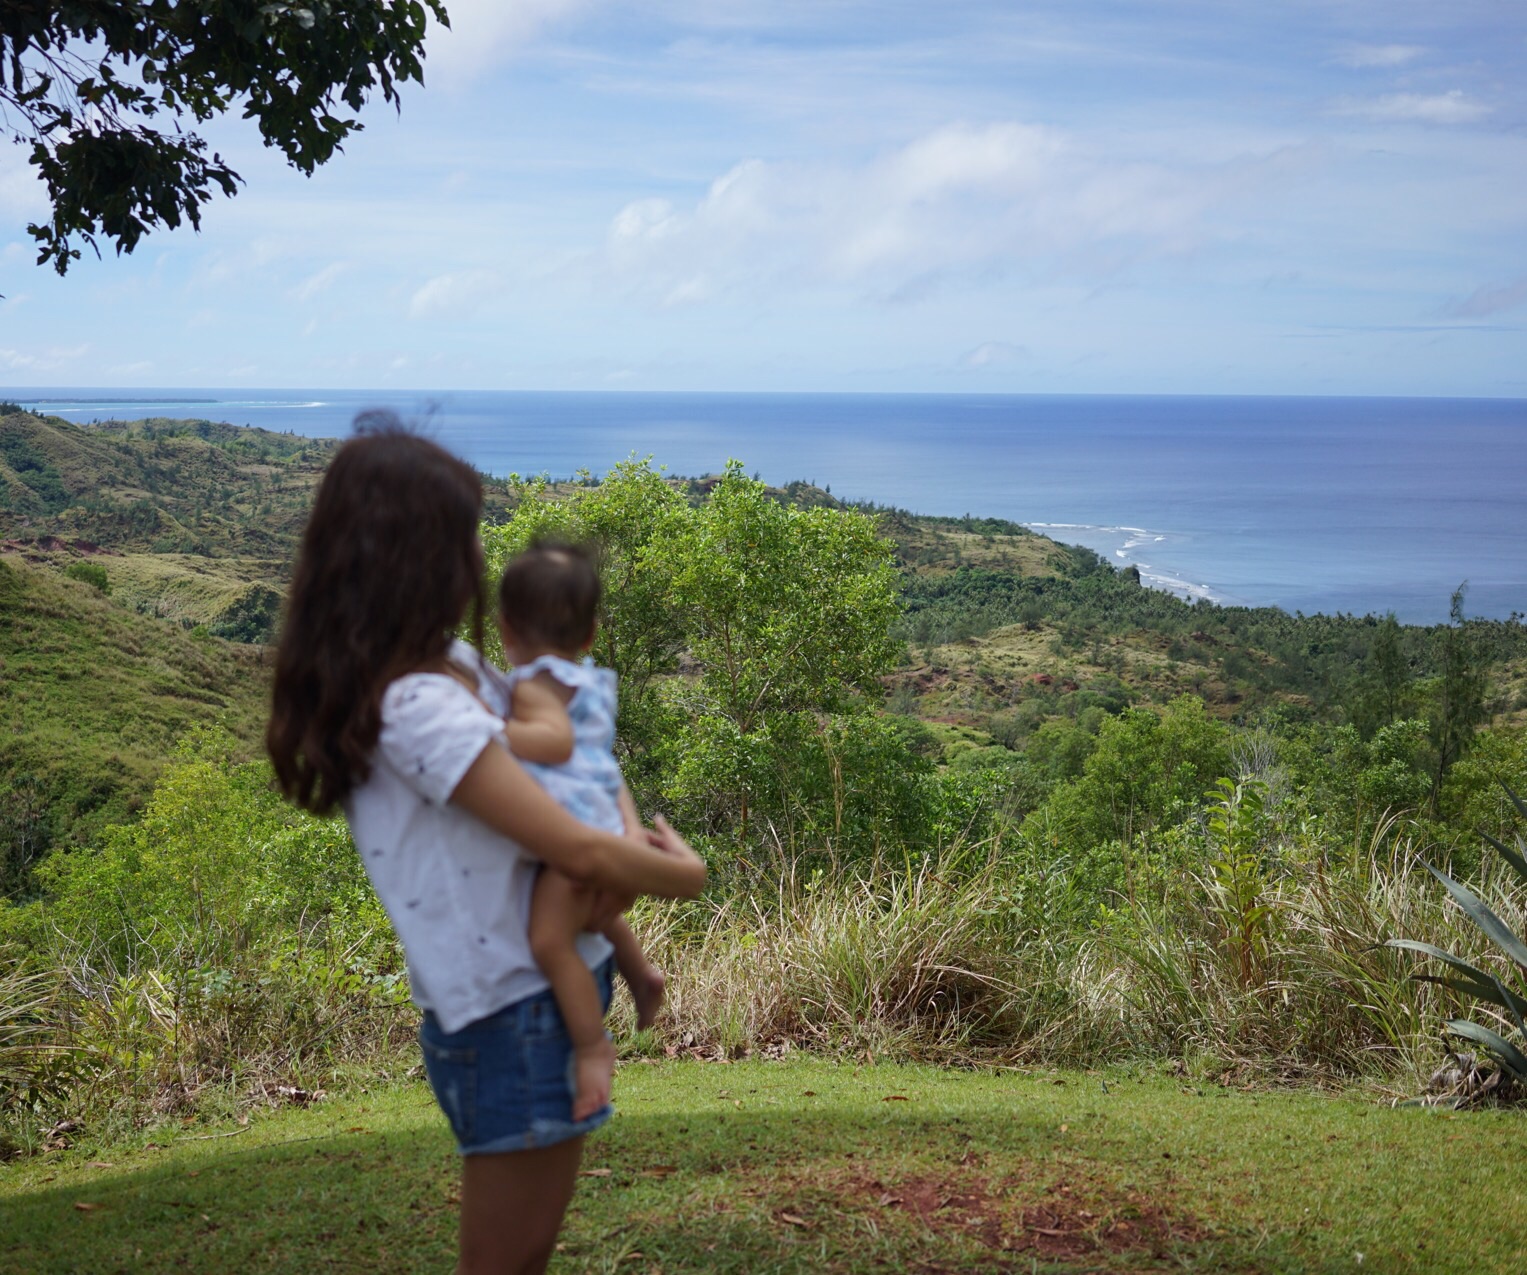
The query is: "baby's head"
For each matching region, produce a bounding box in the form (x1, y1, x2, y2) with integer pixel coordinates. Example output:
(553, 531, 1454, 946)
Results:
(496, 539, 602, 665)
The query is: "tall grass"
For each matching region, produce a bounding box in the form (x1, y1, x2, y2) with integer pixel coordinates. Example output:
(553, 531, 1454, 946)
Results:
(6, 816, 1522, 1155)
(620, 822, 1522, 1086)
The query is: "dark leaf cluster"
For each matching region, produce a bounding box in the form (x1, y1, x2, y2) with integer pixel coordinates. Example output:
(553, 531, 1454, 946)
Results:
(2, 0, 447, 273)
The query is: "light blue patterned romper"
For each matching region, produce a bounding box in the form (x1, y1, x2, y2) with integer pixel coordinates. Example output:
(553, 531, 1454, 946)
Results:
(505, 655, 625, 836)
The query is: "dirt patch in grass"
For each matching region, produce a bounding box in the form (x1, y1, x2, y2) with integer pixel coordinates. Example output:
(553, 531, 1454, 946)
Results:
(846, 1167, 1209, 1265)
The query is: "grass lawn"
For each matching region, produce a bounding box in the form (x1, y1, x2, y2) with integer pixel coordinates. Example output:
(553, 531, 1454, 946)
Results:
(2, 1059, 1520, 1273)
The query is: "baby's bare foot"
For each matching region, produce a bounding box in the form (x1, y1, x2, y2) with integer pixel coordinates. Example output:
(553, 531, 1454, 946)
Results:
(629, 963, 666, 1032)
(571, 1037, 616, 1122)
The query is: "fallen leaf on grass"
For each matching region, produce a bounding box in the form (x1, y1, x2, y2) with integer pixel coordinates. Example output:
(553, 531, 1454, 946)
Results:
(87, 1161, 114, 1169)
(1059, 1124, 1069, 1133)
(883, 1095, 909, 1102)
(778, 1212, 809, 1228)
(876, 1193, 902, 1207)
(346, 1127, 370, 1134)
(73, 1202, 102, 1212)
(640, 1165, 678, 1179)
(580, 1168, 613, 1178)
(801, 1090, 816, 1097)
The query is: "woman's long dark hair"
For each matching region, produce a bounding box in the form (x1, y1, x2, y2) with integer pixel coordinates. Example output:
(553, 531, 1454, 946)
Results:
(267, 417, 484, 814)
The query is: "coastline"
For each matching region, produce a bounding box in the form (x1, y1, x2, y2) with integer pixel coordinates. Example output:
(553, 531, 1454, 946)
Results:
(1024, 522, 1226, 606)
(8, 387, 1526, 624)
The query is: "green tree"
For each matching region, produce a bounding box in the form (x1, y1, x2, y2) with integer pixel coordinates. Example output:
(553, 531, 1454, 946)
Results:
(666, 462, 898, 735)
(0, 772, 50, 897)
(1353, 612, 1411, 736)
(1022, 695, 1230, 856)
(1440, 726, 1527, 849)
(2, 1, 446, 274)
(12, 729, 380, 969)
(659, 462, 901, 840)
(484, 461, 906, 855)
(1428, 585, 1490, 811)
(481, 458, 690, 791)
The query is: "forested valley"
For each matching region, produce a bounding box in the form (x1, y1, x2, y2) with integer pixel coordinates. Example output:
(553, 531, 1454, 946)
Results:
(3, 406, 1526, 1162)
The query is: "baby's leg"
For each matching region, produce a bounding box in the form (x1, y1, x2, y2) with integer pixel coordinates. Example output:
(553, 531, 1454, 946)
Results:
(603, 915, 666, 1031)
(530, 869, 616, 1122)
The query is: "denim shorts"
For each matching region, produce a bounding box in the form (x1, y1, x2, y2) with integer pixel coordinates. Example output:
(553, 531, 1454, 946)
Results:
(418, 958, 614, 1155)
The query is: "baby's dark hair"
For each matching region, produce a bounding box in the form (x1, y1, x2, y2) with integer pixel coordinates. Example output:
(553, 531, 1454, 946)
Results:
(497, 539, 602, 651)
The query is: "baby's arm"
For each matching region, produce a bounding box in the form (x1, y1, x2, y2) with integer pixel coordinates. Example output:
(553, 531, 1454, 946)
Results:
(505, 671, 575, 765)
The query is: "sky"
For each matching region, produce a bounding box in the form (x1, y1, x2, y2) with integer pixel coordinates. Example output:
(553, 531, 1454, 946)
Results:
(2, 1, 1525, 395)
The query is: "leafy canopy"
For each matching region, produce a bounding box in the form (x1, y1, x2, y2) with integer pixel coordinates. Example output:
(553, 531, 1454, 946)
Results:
(482, 459, 906, 855)
(2, 0, 447, 274)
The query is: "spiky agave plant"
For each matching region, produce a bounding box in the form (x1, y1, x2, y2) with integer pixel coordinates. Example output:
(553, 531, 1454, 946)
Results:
(1388, 786, 1527, 1104)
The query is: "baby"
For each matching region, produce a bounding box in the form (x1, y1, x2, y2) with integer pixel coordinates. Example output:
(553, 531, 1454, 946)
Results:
(497, 540, 667, 1121)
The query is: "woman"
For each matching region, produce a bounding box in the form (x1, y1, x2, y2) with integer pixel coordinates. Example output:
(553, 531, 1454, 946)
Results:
(267, 420, 706, 1274)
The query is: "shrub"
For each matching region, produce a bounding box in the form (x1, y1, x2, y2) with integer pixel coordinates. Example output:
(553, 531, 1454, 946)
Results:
(0, 731, 409, 1137)
(1387, 786, 1527, 1104)
(62, 560, 110, 594)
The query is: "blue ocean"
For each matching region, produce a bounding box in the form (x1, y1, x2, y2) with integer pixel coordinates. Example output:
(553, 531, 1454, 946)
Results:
(11, 388, 1526, 624)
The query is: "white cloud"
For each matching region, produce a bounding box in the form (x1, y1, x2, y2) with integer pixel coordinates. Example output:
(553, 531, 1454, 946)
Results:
(291, 262, 348, 303)
(0, 343, 88, 371)
(423, 0, 590, 86)
(1336, 90, 1490, 125)
(959, 341, 1027, 370)
(1336, 44, 1424, 69)
(1444, 275, 1527, 319)
(0, 148, 46, 217)
(598, 121, 1297, 305)
(409, 270, 502, 318)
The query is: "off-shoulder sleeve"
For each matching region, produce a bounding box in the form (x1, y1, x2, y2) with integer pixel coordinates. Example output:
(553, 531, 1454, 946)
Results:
(378, 674, 506, 805)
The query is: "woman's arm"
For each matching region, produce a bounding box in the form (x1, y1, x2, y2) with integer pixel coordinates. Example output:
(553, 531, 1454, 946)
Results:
(504, 673, 575, 765)
(450, 740, 706, 899)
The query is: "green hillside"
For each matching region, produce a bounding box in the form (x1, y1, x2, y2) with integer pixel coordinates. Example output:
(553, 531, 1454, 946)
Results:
(0, 409, 333, 555)
(0, 407, 518, 639)
(5, 410, 1523, 897)
(0, 554, 271, 890)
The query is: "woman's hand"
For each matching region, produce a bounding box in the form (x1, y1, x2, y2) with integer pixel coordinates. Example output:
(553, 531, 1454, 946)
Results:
(586, 889, 637, 932)
(643, 815, 706, 891)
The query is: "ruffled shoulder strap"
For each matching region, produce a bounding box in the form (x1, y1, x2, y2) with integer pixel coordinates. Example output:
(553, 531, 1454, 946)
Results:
(507, 653, 607, 694)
